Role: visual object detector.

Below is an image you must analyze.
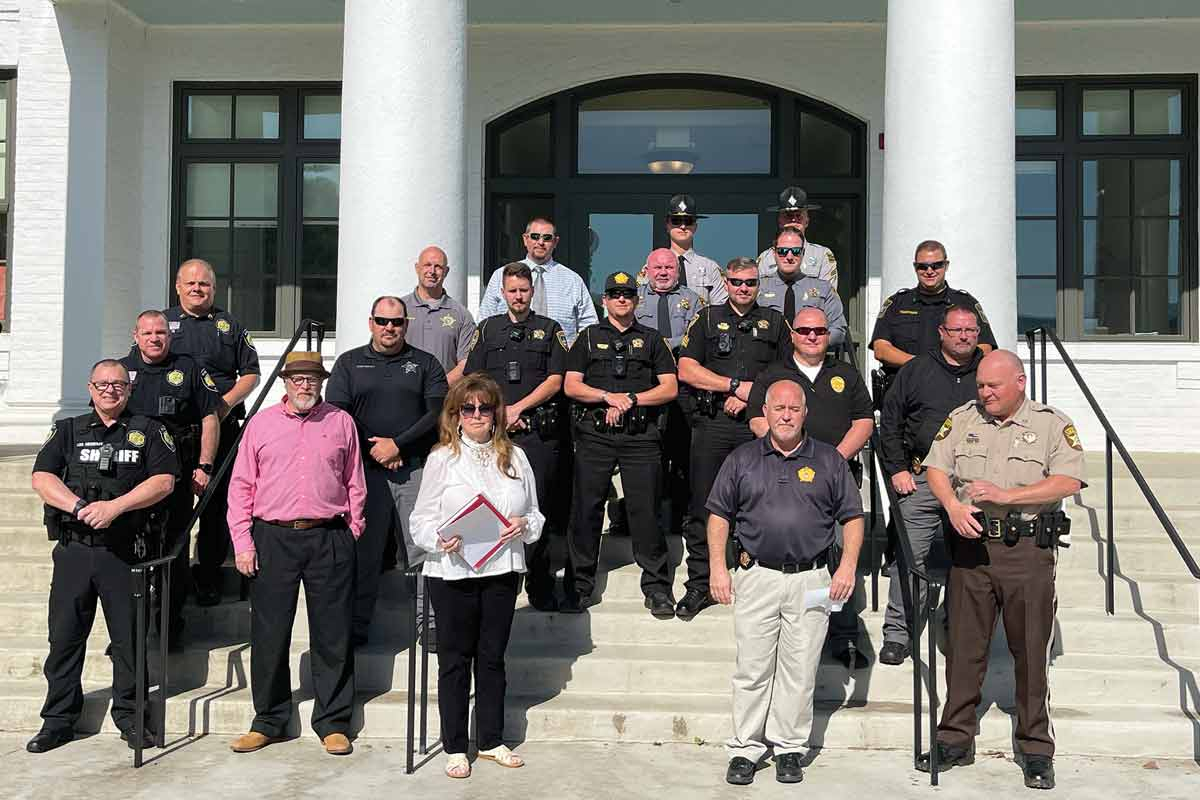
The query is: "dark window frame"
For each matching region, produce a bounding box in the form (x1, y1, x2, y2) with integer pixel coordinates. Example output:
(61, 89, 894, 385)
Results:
(0, 69, 14, 331)
(170, 82, 341, 337)
(1017, 74, 1197, 341)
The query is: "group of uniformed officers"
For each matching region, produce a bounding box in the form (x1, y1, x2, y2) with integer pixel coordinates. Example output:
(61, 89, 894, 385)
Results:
(26, 186, 1085, 791)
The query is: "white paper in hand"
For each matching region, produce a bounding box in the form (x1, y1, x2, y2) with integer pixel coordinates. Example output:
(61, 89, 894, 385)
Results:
(437, 493, 511, 571)
(804, 586, 845, 613)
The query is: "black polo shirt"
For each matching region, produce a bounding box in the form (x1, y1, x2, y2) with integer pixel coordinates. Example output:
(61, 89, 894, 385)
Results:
(163, 305, 261, 412)
(566, 318, 676, 395)
(119, 348, 221, 434)
(746, 356, 873, 447)
(463, 312, 568, 407)
(678, 301, 790, 381)
(707, 435, 863, 563)
(868, 285, 997, 373)
(324, 342, 449, 463)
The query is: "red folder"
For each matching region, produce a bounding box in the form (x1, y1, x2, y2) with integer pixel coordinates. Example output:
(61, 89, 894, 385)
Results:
(436, 493, 512, 571)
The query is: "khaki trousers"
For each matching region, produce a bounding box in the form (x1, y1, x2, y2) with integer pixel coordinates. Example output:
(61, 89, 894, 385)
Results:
(727, 564, 831, 762)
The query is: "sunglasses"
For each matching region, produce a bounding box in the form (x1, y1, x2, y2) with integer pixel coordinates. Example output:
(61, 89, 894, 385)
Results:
(526, 232, 557, 242)
(727, 277, 759, 287)
(606, 290, 637, 300)
(90, 381, 130, 393)
(775, 247, 804, 257)
(792, 326, 830, 337)
(460, 403, 496, 417)
(668, 215, 696, 227)
(285, 375, 322, 387)
(373, 316, 408, 328)
(914, 260, 948, 272)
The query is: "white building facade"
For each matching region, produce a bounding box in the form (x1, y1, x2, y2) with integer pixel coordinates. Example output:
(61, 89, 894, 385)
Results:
(0, 0, 1197, 451)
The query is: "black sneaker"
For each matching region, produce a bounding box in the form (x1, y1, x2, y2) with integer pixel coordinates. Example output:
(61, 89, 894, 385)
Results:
(120, 726, 158, 750)
(878, 641, 910, 666)
(725, 756, 757, 785)
(1022, 755, 1055, 790)
(916, 741, 975, 773)
(644, 592, 676, 620)
(775, 752, 804, 783)
(675, 589, 715, 621)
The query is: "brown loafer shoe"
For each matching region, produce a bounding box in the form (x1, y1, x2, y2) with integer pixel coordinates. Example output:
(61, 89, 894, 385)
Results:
(323, 732, 353, 755)
(229, 731, 280, 753)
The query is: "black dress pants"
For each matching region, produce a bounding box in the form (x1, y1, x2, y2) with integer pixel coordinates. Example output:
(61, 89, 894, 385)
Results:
(569, 426, 669, 601)
(194, 415, 240, 589)
(684, 415, 754, 594)
(511, 430, 562, 602)
(41, 540, 147, 733)
(427, 572, 519, 754)
(248, 521, 356, 739)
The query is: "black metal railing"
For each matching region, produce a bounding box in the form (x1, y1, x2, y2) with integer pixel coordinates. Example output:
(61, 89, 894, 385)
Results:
(867, 431, 944, 786)
(129, 319, 327, 767)
(404, 567, 432, 774)
(1025, 326, 1200, 615)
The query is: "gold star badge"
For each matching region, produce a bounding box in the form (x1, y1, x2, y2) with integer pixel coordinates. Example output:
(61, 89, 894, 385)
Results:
(440, 314, 456, 328)
(614, 272, 630, 285)
(830, 376, 845, 393)
(797, 467, 815, 483)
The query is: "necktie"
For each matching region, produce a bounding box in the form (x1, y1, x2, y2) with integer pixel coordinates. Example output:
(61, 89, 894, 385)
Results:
(656, 291, 673, 341)
(677, 254, 689, 288)
(531, 266, 548, 316)
(784, 281, 796, 326)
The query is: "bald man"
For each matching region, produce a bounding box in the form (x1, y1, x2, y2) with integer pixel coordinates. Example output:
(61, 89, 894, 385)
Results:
(918, 350, 1085, 790)
(401, 245, 476, 385)
(165, 258, 261, 606)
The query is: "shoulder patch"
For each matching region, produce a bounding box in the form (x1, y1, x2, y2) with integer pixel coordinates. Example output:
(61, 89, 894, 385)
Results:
(467, 328, 481, 353)
(974, 302, 989, 326)
(826, 250, 837, 265)
(555, 330, 568, 351)
(244, 330, 256, 350)
(877, 296, 894, 320)
(201, 370, 219, 392)
(934, 416, 953, 441)
(1063, 424, 1083, 451)
(41, 422, 57, 450)
(159, 427, 175, 452)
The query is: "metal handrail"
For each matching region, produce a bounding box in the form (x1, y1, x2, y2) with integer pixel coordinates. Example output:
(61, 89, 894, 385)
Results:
(404, 565, 432, 774)
(868, 431, 943, 786)
(129, 318, 327, 767)
(1025, 327, 1200, 616)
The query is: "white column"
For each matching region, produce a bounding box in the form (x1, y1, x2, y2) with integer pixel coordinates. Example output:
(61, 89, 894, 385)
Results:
(881, 0, 1016, 348)
(335, 0, 466, 353)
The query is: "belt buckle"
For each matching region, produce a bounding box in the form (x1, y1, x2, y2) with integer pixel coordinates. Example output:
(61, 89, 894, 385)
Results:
(986, 518, 1004, 539)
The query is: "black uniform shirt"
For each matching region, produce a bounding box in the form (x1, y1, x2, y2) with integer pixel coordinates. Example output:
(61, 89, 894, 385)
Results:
(34, 411, 179, 534)
(746, 356, 873, 447)
(324, 342, 449, 462)
(566, 318, 676, 395)
(678, 302, 790, 381)
(707, 435, 863, 563)
(879, 347, 984, 475)
(164, 305, 261, 411)
(869, 285, 997, 373)
(119, 348, 221, 434)
(463, 312, 568, 408)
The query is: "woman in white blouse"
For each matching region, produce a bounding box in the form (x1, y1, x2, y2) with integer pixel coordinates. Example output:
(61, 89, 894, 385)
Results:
(410, 373, 543, 779)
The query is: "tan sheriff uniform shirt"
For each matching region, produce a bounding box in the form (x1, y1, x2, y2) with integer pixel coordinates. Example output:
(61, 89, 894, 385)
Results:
(923, 397, 1087, 520)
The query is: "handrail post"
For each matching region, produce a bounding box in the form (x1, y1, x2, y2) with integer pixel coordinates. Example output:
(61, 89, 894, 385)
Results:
(420, 576, 430, 755)
(867, 442, 879, 612)
(1040, 330, 1047, 405)
(911, 572, 922, 771)
(158, 562, 170, 748)
(1026, 330, 1036, 400)
(1106, 435, 1115, 616)
(926, 581, 940, 786)
(405, 568, 417, 774)
(132, 567, 147, 768)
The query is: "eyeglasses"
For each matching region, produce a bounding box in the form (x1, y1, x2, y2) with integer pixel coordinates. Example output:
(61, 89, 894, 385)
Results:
(668, 216, 696, 227)
(460, 403, 496, 417)
(372, 316, 407, 328)
(914, 260, 948, 272)
(792, 326, 830, 337)
(526, 232, 557, 242)
(285, 375, 322, 387)
(941, 326, 980, 336)
(90, 381, 130, 393)
(727, 277, 759, 287)
(775, 247, 804, 257)
(606, 290, 637, 300)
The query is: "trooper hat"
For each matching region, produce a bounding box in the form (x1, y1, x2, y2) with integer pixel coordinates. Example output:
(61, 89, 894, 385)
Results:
(279, 351, 330, 378)
(666, 194, 708, 219)
(604, 271, 638, 293)
(768, 186, 822, 212)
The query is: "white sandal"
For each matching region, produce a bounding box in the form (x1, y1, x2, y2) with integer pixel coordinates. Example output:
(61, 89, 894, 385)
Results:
(477, 744, 524, 768)
(445, 753, 471, 779)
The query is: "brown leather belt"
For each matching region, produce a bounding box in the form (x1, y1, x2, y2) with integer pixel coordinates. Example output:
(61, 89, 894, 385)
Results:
(260, 517, 340, 530)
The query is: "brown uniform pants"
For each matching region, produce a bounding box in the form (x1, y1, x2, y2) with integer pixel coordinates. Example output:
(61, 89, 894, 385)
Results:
(938, 536, 1057, 757)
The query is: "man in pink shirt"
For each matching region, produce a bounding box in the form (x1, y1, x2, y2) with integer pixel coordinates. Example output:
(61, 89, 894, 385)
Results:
(225, 351, 366, 756)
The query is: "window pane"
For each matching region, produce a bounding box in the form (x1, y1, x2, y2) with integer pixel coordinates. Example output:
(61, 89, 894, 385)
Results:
(1082, 89, 1130, 135)
(496, 111, 552, 177)
(233, 163, 278, 218)
(230, 220, 278, 331)
(187, 95, 232, 139)
(1134, 88, 1182, 135)
(1135, 278, 1180, 334)
(182, 220, 229, 273)
(185, 163, 231, 217)
(804, 198, 855, 306)
(303, 163, 340, 218)
(796, 111, 854, 177)
(1017, 219, 1057, 276)
(235, 95, 280, 139)
(1016, 90, 1057, 136)
(1017, 278, 1057, 334)
(1082, 159, 1130, 217)
(578, 89, 771, 174)
(585, 213, 653, 299)
(301, 223, 339, 329)
(303, 94, 342, 139)
(1083, 218, 1131, 278)
(693, 213, 760, 276)
(1133, 159, 1180, 216)
(491, 196, 555, 265)
(1084, 278, 1131, 335)
(1133, 218, 1180, 276)
(1016, 161, 1056, 216)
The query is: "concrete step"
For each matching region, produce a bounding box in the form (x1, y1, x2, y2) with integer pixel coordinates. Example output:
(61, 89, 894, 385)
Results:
(0, 490, 45, 523)
(1066, 504, 1200, 544)
(1078, 477, 1200, 509)
(0, 680, 1192, 759)
(0, 457, 35, 490)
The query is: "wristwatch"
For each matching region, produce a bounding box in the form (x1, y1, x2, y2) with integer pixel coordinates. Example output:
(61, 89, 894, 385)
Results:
(198, 463, 214, 475)
(627, 392, 639, 407)
(729, 377, 741, 394)
(72, 499, 88, 518)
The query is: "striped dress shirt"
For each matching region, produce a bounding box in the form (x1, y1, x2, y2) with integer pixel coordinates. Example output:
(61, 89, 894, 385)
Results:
(478, 257, 599, 344)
